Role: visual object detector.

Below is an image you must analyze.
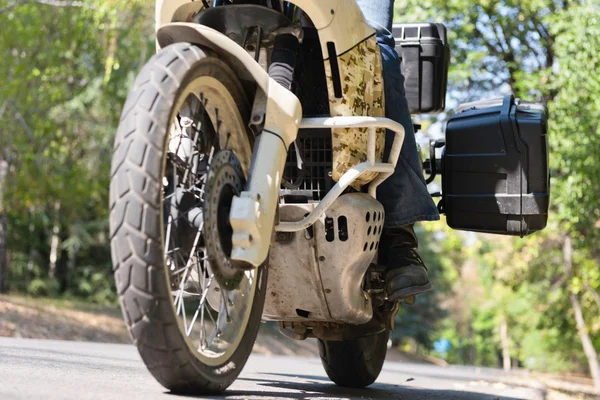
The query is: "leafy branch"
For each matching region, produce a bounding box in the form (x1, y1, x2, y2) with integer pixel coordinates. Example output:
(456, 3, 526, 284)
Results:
(0, 0, 93, 13)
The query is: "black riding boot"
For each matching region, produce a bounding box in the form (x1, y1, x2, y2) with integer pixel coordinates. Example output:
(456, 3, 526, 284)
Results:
(379, 224, 432, 301)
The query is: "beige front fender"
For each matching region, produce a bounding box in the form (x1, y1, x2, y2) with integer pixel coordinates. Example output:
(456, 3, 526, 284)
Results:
(157, 23, 302, 268)
(160, 24, 277, 106)
(157, 23, 301, 146)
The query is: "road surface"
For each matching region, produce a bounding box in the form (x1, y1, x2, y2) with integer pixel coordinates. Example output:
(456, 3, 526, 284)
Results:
(0, 338, 546, 399)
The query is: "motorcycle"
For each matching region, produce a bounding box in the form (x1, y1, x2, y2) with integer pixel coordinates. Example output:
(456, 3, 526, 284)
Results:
(110, 0, 550, 394)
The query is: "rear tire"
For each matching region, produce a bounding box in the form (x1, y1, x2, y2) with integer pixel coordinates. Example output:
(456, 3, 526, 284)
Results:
(110, 42, 266, 394)
(318, 329, 390, 388)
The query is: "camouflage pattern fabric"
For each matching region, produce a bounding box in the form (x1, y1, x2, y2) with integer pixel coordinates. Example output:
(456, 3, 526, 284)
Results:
(324, 35, 386, 188)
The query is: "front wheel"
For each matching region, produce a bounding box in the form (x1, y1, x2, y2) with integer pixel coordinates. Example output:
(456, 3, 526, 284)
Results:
(318, 329, 390, 388)
(109, 42, 266, 394)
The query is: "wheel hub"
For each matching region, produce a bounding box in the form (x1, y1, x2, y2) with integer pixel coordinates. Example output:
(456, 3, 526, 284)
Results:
(203, 150, 246, 290)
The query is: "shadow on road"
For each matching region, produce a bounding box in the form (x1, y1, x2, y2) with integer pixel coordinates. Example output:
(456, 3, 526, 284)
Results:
(168, 373, 529, 400)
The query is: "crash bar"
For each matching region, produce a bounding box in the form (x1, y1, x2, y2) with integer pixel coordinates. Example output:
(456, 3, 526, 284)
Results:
(275, 116, 405, 232)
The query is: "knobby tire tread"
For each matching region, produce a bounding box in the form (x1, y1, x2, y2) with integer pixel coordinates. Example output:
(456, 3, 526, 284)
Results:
(110, 42, 264, 394)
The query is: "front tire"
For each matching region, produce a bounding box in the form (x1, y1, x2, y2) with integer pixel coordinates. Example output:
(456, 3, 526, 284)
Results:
(318, 329, 390, 388)
(109, 42, 266, 394)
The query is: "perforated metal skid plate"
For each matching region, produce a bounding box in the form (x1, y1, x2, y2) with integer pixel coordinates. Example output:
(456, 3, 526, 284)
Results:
(264, 193, 384, 325)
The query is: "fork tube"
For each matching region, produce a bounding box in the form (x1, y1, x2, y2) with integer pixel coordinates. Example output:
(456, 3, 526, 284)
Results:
(268, 34, 299, 90)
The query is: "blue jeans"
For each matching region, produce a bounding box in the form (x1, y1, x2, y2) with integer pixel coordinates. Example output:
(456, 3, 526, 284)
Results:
(356, 0, 440, 227)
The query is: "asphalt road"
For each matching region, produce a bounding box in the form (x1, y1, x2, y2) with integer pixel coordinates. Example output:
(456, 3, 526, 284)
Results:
(0, 338, 546, 400)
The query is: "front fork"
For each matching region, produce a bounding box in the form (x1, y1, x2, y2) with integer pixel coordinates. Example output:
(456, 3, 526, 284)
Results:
(229, 34, 302, 268)
(229, 99, 300, 269)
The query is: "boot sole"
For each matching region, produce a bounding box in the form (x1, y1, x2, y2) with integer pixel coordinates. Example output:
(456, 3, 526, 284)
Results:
(387, 281, 433, 302)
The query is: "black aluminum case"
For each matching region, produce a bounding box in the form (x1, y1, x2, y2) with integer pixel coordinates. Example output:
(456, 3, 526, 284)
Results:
(392, 23, 450, 114)
(442, 95, 549, 236)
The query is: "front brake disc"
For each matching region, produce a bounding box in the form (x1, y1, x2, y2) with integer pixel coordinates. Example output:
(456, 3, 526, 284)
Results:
(203, 150, 246, 290)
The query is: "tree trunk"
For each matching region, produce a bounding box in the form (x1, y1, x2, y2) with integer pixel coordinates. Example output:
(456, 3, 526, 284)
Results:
(467, 327, 476, 365)
(56, 230, 70, 293)
(570, 292, 600, 389)
(67, 246, 76, 290)
(564, 235, 600, 389)
(585, 284, 600, 311)
(500, 315, 511, 371)
(0, 211, 7, 294)
(27, 206, 36, 271)
(0, 158, 8, 293)
(48, 201, 61, 279)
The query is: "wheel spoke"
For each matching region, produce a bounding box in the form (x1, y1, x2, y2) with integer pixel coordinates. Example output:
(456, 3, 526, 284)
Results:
(181, 291, 188, 333)
(170, 256, 207, 277)
(186, 274, 213, 337)
(215, 292, 223, 338)
(175, 228, 202, 312)
(164, 215, 173, 258)
(182, 121, 201, 185)
(220, 288, 231, 323)
(160, 91, 255, 361)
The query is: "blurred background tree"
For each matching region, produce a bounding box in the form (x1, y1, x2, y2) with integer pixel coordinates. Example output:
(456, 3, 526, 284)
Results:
(0, 0, 154, 302)
(395, 0, 600, 387)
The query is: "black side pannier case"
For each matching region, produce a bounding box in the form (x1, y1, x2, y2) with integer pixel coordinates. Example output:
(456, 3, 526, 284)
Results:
(442, 95, 550, 236)
(392, 23, 450, 114)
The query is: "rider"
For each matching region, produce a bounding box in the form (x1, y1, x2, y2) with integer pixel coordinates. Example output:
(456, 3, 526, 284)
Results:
(356, 0, 439, 301)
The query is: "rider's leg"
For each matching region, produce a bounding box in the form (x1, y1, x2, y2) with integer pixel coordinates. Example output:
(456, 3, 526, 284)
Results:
(355, 0, 440, 300)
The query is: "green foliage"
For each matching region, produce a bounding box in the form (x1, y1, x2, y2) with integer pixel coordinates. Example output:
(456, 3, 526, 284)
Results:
(521, 329, 575, 373)
(548, 3, 600, 241)
(69, 265, 117, 305)
(26, 278, 60, 297)
(1, 0, 154, 304)
(393, 220, 467, 350)
(395, 0, 600, 378)
(396, 0, 560, 101)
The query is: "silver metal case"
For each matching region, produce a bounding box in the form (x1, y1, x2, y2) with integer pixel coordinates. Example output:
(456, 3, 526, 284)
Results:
(264, 193, 384, 325)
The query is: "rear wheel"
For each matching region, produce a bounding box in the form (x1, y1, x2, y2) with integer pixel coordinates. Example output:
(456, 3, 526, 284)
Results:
(109, 42, 266, 394)
(318, 329, 390, 388)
